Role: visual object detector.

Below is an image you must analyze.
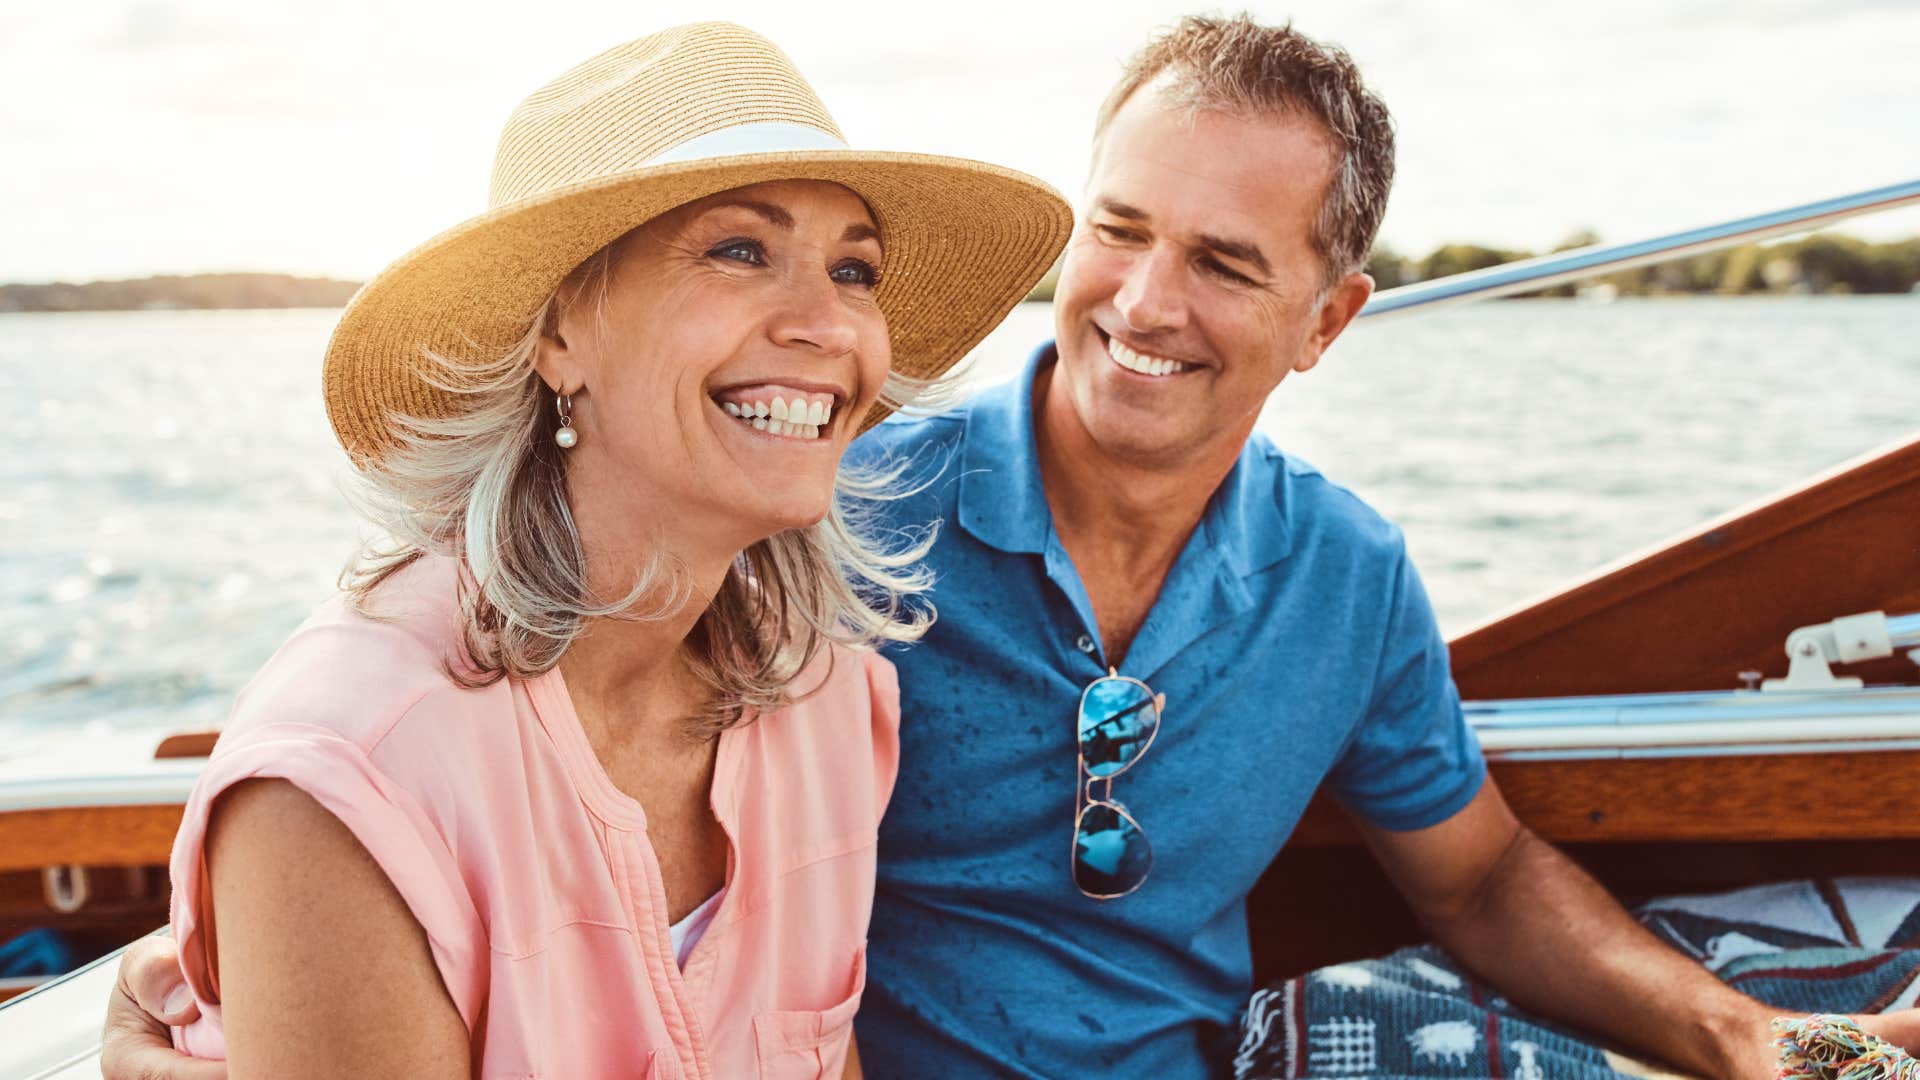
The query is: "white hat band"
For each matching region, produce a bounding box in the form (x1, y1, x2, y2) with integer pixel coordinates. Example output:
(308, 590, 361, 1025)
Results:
(647, 121, 850, 166)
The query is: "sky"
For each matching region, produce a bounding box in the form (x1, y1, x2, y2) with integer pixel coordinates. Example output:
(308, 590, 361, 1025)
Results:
(3, 0, 1917, 284)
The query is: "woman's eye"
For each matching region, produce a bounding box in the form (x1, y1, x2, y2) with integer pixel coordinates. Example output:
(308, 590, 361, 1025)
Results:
(709, 239, 765, 265)
(831, 259, 880, 287)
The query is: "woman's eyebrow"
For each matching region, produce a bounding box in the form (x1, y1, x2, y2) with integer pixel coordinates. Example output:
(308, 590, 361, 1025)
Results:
(700, 198, 877, 246)
(703, 198, 795, 229)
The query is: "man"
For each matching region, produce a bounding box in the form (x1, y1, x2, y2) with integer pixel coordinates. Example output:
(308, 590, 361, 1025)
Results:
(103, 14, 1920, 1079)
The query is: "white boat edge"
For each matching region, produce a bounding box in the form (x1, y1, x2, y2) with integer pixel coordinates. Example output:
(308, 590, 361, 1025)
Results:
(0, 931, 153, 1079)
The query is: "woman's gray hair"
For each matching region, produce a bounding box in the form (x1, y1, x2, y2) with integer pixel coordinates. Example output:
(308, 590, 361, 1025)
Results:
(342, 246, 953, 734)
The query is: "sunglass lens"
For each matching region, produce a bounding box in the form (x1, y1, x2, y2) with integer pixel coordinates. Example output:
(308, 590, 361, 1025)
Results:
(1079, 678, 1159, 778)
(1073, 801, 1153, 897)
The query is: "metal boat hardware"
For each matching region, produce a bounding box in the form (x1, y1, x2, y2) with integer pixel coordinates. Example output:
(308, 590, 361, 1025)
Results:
(1762, 610, 1920, 692)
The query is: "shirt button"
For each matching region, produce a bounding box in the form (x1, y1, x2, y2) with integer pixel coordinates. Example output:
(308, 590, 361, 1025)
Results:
(1075, 634, 1096, 654)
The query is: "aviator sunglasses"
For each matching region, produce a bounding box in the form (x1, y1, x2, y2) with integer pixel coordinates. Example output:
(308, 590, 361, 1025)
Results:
(1073, 669, 1165, 899)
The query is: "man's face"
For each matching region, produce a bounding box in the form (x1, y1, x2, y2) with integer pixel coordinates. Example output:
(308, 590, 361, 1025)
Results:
(1052, 79, 1366, 467)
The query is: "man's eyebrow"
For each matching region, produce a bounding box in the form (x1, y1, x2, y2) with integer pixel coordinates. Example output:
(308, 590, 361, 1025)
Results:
(1197, 232, 1271, 276)
(702, 198, 796, 229)
(1095, 196, 1270, 276)
(1093, 196, 1150, 220)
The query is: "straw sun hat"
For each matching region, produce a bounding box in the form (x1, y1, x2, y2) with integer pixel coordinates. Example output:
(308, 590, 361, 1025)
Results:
(323, 21, 1072, 463)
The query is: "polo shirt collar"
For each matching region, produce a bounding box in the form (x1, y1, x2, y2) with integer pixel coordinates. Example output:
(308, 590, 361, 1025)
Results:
(956, 341, 1295, 573)
(1209, 434, 1296, 575)
(956, 341, 1058, 555)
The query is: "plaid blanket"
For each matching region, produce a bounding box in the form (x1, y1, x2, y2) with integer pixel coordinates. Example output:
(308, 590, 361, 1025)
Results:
(1234, 877, 1920, 1079)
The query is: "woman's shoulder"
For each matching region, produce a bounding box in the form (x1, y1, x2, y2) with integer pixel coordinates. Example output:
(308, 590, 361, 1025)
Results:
(754, 643, 902, 812)
(784, 643, 899, 728)
(220, 555, 486, 755)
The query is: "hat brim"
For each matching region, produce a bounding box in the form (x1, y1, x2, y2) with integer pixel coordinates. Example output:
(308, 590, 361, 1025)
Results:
(323, 149, 1072, 464)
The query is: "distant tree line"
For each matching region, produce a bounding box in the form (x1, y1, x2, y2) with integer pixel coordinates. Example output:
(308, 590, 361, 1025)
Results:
(1016, 233, 1919, 302)
(0, 273, 360, 313)
(8, 240, 1916, 312)
(1365, 233, 1920, 297)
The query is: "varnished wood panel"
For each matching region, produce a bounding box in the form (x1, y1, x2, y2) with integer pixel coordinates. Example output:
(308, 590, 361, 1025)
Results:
(1449, 434, 1920, 699)
(1249, 839, 1920, 982)
(1253, 751, 1920, 980)
(1289, 751, 1920, 847)
(0, 805, 184, 874)
(153, 731, 219, 759)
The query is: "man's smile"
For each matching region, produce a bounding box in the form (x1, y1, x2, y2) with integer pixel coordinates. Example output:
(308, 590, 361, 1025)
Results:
(1100, 330, 1200, 378)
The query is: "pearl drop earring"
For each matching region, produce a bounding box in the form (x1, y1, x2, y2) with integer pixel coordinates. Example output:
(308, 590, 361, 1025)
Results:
(554, 392, 578, 449)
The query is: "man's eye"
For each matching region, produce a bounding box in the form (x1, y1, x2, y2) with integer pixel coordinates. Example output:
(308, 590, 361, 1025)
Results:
(709, 239, 765, 264)
(1203, 259, 1252, 284)
(1095, 224, 1142, 243)
(831, 259, 880, 287)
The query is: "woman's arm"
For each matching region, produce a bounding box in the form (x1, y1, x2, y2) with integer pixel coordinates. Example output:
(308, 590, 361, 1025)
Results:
(204, 778, 470, 1078)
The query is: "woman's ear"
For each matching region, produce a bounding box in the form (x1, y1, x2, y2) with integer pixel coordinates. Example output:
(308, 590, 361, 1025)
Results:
(535, 249, 618, 395)
(533, 309, 583, 397)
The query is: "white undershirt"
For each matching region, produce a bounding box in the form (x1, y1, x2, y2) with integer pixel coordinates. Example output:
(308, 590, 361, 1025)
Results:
(669, 889, 725, 969)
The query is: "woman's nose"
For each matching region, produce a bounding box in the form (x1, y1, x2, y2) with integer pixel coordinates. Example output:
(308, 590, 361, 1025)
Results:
(769, 269, 859, 356)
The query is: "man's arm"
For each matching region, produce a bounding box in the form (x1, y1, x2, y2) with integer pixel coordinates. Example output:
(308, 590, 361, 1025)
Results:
(1356, 776, 1919, 1078)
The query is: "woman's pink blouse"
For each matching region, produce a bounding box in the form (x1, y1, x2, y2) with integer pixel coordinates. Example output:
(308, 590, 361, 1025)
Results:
(168, 556, 900, 1079)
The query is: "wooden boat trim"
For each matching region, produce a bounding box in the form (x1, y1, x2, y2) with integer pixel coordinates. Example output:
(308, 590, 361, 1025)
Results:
(0, 805, 184, 875)
(152, 731, 219, 759)
(1448, 433, 1920, 699)
(1289, 749, 1920, 847)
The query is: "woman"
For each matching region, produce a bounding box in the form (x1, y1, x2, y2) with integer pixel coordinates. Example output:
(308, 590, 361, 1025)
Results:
(156, 22, 1069, 1079)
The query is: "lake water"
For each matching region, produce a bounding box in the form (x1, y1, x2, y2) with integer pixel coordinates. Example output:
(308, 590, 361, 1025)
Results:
(2, 298, 1916, 739)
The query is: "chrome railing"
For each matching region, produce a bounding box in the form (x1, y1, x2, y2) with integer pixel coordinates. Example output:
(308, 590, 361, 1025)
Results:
(1359, 178, 1920, 321)
(1364, 181, 1920, 756)
(1467, 685, 1920, 760)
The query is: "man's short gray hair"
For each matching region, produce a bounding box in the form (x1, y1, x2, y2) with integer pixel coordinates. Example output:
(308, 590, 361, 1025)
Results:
(1094, 13, 1396, 283)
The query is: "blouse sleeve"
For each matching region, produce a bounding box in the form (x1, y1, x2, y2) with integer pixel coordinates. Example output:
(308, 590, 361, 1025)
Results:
(167, 721, 487, 1056)
(862, 651, 903, 825)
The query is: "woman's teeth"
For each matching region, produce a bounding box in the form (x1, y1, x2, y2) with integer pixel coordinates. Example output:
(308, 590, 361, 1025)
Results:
(719, 394, 833, 440)
(1107, 337, 1194, 377)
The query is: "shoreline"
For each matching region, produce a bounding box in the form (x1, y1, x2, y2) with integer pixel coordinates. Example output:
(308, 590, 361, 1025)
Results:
(5, 293, 1916, 318)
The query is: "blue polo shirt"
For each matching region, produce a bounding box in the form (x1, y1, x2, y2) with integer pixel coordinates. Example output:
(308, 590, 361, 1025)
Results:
(849, 344, 1485, 1079)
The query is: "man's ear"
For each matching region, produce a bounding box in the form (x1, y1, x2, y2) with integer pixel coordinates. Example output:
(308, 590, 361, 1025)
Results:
(1294, 271, 1374, 375)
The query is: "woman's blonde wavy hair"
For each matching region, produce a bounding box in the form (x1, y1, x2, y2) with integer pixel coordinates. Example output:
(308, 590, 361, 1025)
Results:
(341, 241, 958, 735)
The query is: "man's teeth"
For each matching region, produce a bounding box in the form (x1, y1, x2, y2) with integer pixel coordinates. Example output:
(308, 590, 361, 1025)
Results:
(1107, 338, 1194, 377)
(720, 394, 832, 440)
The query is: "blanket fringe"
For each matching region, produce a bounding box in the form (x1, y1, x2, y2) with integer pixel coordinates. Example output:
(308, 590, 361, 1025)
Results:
(1774, 1015, 1920, 1080)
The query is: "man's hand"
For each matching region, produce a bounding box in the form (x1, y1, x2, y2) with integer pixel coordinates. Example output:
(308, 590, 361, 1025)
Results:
(100, 936, 226, 1080)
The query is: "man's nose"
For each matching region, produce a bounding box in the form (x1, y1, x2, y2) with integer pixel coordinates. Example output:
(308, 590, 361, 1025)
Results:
(1113, 248, 1189, 335)
(769, 268, 859, 356)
